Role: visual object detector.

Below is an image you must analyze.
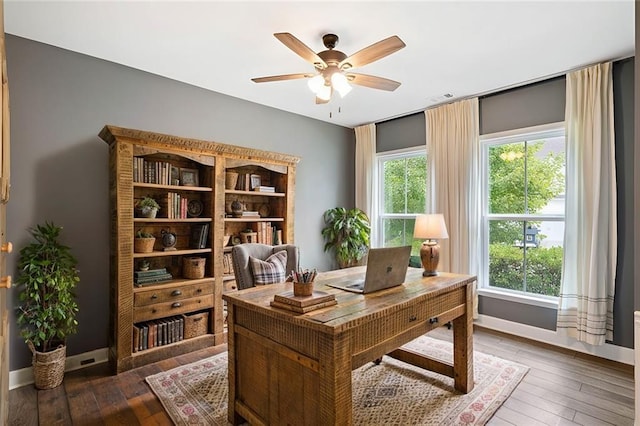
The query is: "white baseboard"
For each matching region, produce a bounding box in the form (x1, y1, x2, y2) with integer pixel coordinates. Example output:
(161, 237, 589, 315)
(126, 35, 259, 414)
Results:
(9, 347, 109, 390)
(475, 314, 634, 365)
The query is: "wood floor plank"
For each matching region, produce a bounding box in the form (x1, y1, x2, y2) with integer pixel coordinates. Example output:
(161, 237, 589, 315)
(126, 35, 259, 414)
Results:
(8, 385, 38, 425)
(509, 387, 576, 420)
(7, 327, 635, 426)
(37, 385, 72, 425)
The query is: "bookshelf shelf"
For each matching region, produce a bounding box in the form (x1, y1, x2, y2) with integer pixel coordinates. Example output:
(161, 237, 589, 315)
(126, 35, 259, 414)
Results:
(134, 182, 212, 192)
(224, 217, 284, 223)
(225, 189, 285, 197)
(132, 248, 212, 258)
(134, 218, 212, 223)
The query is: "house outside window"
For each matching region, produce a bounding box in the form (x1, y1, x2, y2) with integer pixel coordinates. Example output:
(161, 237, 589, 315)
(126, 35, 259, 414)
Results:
(480, 124, 565, 301)
(377, 147, 426, 255)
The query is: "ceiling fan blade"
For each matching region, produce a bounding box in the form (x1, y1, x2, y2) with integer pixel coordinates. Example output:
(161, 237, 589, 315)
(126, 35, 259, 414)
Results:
(251, 73, 311, 83)
(347, 73, 401, 91)
(339, 35, 406, 69)
(274, 33, 328, 69)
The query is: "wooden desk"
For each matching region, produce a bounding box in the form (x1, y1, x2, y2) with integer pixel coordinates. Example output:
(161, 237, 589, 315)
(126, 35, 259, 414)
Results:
(223, 267, 476, 425)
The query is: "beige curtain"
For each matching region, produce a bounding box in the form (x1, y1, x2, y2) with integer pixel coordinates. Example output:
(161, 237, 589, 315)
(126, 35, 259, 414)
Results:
(354, 123, 377, 247)
(557, 62, 616, 345)
(425, 98, 479, 316)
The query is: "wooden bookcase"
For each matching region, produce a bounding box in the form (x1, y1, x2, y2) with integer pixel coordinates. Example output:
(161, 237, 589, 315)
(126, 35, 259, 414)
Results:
(100, 125, 299, 373)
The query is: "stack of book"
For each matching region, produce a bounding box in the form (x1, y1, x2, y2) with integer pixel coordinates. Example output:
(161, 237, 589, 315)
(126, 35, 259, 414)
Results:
(132, 315, 184, 352)
(253, 185, 275, 193)
(270, 291, 337, 313)
(241, 211, 260, 217)
(134, 268, 173, 287)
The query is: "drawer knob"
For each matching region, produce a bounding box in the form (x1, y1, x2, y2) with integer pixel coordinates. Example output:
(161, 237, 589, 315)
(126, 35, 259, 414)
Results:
(429, 317, 438, 324)
(151, 294, 158, 299)
(152, 309, 157, 314)
(196, 288, 202, 293)
(409, 314, 417, 322)
(171, 290, 182, 296)
(171, 302, 182, 308)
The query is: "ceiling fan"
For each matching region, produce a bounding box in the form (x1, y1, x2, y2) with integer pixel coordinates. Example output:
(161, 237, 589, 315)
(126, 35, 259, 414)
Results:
(251, 32, 406, 104)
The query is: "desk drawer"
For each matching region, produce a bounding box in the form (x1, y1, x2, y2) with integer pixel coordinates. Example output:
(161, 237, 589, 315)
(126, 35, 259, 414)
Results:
(351, 288, 465, 354)
(133, 295, 214, 322)
(134, 282, 214, 306)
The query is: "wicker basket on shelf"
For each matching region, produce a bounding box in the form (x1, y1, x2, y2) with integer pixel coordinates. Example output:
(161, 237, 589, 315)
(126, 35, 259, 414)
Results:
(183, 257, 206, 279)
(183, 311, 209, 339)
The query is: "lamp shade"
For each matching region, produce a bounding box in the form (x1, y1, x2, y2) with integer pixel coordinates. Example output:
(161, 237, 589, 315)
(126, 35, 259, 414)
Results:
(414, 214, 449, 240)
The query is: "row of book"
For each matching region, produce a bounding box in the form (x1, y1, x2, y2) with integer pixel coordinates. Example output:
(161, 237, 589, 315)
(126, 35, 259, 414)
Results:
(222, 252, 235, 275)
(164, 192, 190, 219)
(250, 222, 282, 246)
(133, 158, 174, 185)
(190, 223, 209, 249)
(134, 268, 173, 286)
(133, 315, 184, 352)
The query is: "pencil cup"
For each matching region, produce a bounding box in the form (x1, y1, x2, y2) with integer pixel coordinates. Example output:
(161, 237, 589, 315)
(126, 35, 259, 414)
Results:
(293, 281, 314, 297)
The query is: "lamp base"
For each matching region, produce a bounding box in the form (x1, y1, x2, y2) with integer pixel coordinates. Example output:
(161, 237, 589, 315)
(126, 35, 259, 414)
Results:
(420, 241, 441, 277)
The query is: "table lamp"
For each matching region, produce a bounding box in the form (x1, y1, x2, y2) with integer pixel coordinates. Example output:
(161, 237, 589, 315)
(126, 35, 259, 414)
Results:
(414, 214, 449, 277)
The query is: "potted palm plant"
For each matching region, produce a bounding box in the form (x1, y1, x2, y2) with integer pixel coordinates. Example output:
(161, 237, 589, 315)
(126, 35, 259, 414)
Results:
(15, 222, 80, 389)
(321, 207, 371, 269)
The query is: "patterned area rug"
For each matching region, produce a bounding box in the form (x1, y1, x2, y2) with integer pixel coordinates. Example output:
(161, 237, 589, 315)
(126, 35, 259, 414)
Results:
(146, 335, 528, 425)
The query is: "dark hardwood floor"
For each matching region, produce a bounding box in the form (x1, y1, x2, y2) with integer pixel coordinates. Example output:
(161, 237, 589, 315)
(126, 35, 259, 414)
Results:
(8, 326, 635, 425)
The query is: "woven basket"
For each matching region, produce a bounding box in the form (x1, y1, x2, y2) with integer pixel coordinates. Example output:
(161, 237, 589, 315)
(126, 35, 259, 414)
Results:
(134, 237, 155, 253)
(183, 311, 209, 339)
(29, 342, 66, 389)
(183, 257, 206, 279)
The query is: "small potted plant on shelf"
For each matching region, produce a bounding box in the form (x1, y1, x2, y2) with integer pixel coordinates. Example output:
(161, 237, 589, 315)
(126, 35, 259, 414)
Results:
(134, 230, 156, 253)
(15, 222, 80, 389)
(321, 207, 371, 269)
(136, 196, 160, 218)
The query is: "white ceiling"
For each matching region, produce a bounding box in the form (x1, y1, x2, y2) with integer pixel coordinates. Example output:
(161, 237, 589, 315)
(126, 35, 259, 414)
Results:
(5, 1, 635, 128)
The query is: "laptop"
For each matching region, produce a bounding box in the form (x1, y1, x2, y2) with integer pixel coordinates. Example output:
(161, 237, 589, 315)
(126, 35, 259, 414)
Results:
(326, 246, 411, 294)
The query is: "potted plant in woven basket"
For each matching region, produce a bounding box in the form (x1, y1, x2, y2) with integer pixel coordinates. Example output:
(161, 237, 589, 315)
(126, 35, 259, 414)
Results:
(134, 230, 156, 253)
(321, 207, 371, 269)
(15, 222, 80, 389)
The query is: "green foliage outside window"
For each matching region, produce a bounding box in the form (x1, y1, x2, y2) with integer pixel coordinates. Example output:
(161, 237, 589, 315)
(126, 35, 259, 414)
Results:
(488, 244, 563, 296)
(488, 141, 564, 244)
(487, 137, 565, 296)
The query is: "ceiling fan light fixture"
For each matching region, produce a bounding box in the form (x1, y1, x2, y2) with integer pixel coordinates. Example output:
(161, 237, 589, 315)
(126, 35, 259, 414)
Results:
(331, 72, 352, 97)
(316, 84, 332, 101)
(307, 74, 325, 94)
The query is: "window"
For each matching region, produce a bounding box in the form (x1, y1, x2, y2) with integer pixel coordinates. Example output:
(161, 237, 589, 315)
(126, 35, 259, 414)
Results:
(377, 147, 427, 255)
(481, 124, 565, 299)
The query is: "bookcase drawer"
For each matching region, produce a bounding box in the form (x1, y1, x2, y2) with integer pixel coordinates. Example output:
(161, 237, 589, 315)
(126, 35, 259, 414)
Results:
(133, 295, 214, 322)
(134, 282, 214, 307)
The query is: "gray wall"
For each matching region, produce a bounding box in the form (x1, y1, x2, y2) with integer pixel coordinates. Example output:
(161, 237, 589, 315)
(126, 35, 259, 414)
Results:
(6, 35, 354, 370)
(376, 59, 636, 348)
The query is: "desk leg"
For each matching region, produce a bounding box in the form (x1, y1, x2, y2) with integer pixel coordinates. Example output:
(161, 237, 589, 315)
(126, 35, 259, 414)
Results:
(226, 304, 245, 425)
(318, 332, 352, 425)
(452, 282, 474, 393)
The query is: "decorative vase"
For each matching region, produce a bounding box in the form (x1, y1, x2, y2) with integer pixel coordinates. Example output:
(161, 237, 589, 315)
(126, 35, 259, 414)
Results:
(231, 200, 243, 218)
(225, 172, 239, 190)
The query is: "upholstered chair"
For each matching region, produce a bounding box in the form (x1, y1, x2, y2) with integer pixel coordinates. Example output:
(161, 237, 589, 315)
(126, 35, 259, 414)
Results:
(231, 243, 300, 290)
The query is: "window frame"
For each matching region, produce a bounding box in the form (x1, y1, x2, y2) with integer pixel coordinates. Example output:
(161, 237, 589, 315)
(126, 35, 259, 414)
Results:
(479, 122, 565, 308)
(376, 146, 427, 249)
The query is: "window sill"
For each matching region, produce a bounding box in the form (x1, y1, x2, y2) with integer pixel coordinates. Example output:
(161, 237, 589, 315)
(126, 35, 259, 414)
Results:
(477, 287, 559, 309)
